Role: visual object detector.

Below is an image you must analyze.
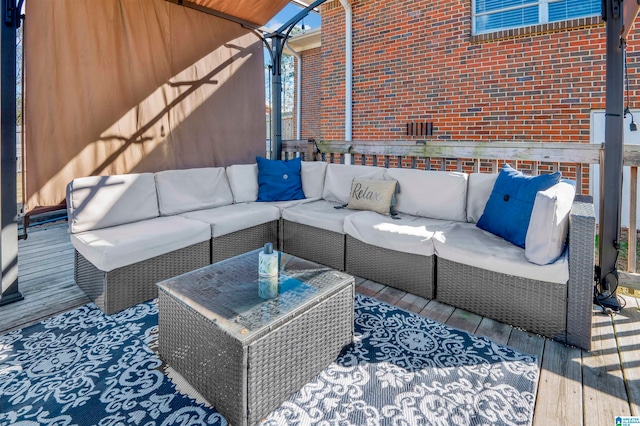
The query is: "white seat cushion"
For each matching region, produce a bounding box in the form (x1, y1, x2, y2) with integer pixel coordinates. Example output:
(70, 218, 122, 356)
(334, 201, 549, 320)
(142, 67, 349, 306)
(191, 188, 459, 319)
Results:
(344, 211, 454, 257)
(255, 197, 321, 213)
(282, 200, 356, 234)
(180, 203, 280, 238)
(67, 173, 159, 234)
(385, 168, 468, 221)
(301, 161, 327, 198)
(322, 164, 386, 204)
(70, 216, 210, 272)
(433, 222, 569, 284)
(155, 167, 233, 216)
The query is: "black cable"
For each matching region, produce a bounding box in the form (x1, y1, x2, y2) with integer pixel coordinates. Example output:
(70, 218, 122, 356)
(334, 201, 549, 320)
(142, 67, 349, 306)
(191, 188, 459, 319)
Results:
(624, 42, 638, 130)
(625, 41, 630, 113)
(595, 247, 627, 312)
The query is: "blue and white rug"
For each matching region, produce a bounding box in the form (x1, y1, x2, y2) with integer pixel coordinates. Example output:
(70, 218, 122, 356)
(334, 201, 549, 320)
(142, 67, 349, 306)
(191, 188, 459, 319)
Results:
(0, 294, 538, 425)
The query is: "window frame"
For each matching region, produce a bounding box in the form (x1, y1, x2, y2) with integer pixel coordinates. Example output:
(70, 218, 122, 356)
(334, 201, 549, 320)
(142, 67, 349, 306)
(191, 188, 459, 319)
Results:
(471, 0, 599, 35)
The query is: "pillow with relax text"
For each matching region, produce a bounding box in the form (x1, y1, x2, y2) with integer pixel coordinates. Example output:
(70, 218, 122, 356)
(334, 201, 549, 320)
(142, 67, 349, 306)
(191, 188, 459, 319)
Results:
(347, 177, 398, 215)
(477, 164, 561, 248)
(256, 156, 306, 202)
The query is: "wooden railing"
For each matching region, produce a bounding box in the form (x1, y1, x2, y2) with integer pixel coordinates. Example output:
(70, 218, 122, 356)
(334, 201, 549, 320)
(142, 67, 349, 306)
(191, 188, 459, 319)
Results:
(282, 139, 640, 291)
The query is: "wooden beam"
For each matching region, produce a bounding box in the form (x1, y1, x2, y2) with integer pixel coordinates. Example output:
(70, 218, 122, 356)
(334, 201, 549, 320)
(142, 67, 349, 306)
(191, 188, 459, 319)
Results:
(283, 140, 640, 167)
(619, 271, 640, 292)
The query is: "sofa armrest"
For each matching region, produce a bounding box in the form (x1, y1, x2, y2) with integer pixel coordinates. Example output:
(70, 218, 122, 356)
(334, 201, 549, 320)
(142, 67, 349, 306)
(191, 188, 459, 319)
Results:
(566, 195, 596, 350)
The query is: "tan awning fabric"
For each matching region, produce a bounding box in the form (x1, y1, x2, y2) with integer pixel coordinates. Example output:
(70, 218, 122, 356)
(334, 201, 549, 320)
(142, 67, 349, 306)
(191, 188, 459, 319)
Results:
(186, 0, 291, 26)
(24, 0, 266, 213)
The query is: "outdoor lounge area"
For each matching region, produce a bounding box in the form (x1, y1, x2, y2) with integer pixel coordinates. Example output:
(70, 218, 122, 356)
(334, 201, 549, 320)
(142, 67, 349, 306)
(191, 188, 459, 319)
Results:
(3, 0, 640, 424)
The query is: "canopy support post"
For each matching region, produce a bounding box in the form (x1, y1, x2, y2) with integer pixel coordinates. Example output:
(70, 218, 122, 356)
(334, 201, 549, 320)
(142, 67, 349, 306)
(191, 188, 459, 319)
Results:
(270, 35, 283, 160)
(597, 0, 626, 312)
(0, 0, 21, 307)
(266, 0, 329, 160)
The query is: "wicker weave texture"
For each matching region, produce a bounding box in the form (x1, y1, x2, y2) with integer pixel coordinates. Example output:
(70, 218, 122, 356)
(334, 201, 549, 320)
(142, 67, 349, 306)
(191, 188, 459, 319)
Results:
(158, 282, 354, 426)
(74, 250, 108, 310)
(345, 235, 434, 299)
(75, 241, 210, 315)
(282, 220, 346, 270)
(247, 285, 354, 424)
(158, 290, 248, 426)
(277, 218, 284, 251)
(211, 221, 278, 263)
(436, 257, 567, 339)
(566, 195, 596, 350)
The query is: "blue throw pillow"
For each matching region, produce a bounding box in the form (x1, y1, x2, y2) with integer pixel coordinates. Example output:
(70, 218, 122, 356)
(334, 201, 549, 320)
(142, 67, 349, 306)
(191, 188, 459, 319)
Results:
(256, 156, 306, 202)
(477, 164, 561, 248)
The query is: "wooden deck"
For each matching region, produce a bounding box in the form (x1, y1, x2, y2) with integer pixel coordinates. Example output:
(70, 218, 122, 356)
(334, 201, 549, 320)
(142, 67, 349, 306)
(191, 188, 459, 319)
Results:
(2, 222, 89, 333)
(1, 222, 639, 425)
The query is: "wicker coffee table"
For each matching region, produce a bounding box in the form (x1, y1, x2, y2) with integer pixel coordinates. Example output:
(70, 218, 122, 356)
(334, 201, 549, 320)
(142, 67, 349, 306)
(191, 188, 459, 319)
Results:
(157, 249, 354, 426)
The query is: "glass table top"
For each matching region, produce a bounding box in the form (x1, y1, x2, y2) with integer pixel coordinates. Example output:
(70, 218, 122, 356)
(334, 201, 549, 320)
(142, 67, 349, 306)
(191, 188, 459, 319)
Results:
(157, 249, 354, 343)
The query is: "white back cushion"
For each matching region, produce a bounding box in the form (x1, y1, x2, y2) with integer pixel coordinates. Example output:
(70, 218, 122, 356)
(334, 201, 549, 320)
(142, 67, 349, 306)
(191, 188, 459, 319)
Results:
(226, 164, 258, 203)
(466, 173, 499, 223)
(301, 161, 327, 199)
(322, 164, 386, 204)
(525, 181, 576, 265)
(385, 168, 468, 221)
(67, 173, 159, 234)
(155, 167, 233, 216)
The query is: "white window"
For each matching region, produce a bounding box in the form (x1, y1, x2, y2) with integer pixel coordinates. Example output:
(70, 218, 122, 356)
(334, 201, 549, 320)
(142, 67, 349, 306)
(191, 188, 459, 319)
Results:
(473, 0, 601, 35)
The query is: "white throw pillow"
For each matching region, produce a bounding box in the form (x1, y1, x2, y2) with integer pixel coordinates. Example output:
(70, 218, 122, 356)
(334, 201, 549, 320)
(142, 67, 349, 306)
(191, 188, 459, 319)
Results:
(385, 168, 468, 222)
(301, 161, 327, 199)
(322, 164, 386, 204)
(226, 164, 258, 203)
(466, 173, 498, 223)
(525, 181, 576, 265)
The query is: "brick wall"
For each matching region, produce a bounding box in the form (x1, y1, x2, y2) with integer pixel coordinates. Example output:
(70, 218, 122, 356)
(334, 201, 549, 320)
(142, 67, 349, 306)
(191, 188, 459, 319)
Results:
(320, 1, 347, 139)
(318, 0, 621, 143)
(297, 0, 640, 189)
(299, 47, 322, 140)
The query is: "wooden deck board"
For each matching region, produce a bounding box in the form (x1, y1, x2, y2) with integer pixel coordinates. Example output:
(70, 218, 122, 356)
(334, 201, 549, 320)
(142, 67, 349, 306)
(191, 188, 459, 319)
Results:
(533, 341, 583, 426)
(582, 311, 631, 425)
(371, 285, 406, 306)
(395, 292, 429, 314)
(445, 308, 483, 334)
(355, 280, 385, 297)
(2, 223, 640, 425)
(419, 299, 455, 324)
(613, 295, 640, 416)
(507, 329, 545, 368)
(474, 316, 513, 346)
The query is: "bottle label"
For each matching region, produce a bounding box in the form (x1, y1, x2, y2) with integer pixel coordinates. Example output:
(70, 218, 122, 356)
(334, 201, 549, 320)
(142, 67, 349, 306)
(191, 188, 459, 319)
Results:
(259, 251, 279, 277)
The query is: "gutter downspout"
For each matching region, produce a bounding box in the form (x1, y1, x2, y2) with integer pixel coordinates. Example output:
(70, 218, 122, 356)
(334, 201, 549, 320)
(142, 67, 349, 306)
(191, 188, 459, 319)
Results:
(284, 43, 302, 142)
(339, 0, 352, 164)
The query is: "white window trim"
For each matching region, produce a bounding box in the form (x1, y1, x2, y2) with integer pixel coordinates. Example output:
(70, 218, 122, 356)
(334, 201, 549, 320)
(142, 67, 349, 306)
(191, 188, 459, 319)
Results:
(472, 0, 594, 35)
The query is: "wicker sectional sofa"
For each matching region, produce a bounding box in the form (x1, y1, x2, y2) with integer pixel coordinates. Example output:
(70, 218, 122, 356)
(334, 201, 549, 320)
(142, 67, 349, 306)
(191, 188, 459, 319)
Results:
(67, 161, 595, 350)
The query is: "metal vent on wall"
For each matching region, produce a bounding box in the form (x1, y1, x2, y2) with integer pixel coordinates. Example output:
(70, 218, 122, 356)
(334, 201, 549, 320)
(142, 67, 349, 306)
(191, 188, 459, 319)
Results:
(406, 122, 433, 136)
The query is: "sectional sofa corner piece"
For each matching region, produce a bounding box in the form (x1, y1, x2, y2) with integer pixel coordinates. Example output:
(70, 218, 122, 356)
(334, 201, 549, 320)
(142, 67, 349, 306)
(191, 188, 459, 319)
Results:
(67, 161, 596, 350)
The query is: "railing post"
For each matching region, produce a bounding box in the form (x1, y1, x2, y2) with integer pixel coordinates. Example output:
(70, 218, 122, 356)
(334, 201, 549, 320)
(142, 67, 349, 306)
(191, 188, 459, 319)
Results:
(306, 139, 316, 161)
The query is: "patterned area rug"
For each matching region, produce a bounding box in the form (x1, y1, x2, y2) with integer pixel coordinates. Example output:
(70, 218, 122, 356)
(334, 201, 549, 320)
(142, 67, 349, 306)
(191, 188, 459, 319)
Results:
(0, 295, 538, 425)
